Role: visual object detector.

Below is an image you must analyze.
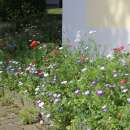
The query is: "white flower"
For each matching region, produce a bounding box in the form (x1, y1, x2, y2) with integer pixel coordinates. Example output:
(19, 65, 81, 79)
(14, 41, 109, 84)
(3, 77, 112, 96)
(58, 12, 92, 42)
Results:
(84, 46, 89, 50)
(61, 81, 67, 85)
(113, 73, 118, 77)
(54, 98, 60, 104)
(100, 66, 105, 70)
(0, 61, 3, 64)
(0, 71, 3, 74)
(53, 93, 57, 98)
(74, 31, 81, 43)
(83, 90, 91, 95)
(57, 94, 61, 98)
(39, 120, 44, 125)
(89, 30, 96, 34)
(81, 68, 87, 72)
(46, 114, 51, 118)
(106, 54, 114, 59)
(35, 87, 40, 92)
(125, 73, 129, 76)
(59, 47, 63, 50)
(38, 102, 44, 108)
(44, 73, 49, 77)
(18, 81, 23, 86)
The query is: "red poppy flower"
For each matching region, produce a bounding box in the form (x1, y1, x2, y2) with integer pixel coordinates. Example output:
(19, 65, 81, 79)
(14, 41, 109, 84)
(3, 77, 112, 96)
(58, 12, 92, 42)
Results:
(113, 46, 124, 52)
(30, 40, 38, 48)
(120, 79, 128, 84)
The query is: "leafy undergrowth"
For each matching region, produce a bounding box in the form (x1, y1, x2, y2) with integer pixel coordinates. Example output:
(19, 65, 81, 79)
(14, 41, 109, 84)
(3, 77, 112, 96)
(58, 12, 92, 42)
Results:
(1, 38, 130, 130)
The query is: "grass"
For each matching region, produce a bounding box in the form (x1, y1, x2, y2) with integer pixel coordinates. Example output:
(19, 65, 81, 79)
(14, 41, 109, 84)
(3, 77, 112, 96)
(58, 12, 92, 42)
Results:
(47, 8, 62, 15)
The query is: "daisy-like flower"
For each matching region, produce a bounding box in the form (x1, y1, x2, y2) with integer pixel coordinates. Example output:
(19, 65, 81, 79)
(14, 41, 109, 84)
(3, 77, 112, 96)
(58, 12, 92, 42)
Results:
(106, 53, 114, 59)
(100, 66, 105, 70)
(113, 73, 118, 78)
(83, 90, 91, 95)
(61, 81, 67, 85)
(18, 81, 23, 86)
(74, 31, 81, 43)
(36, 100, 44, 108)
(44, 73, 49, 77)
(54, 98, 60, 104)
(121, 88, 128, 93)
(59, 47, 63, 50)
(89, 30, 96, 34)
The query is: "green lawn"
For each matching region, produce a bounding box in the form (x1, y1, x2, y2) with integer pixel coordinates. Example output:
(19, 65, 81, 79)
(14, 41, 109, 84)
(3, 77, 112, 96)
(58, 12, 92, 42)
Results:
(47, 8, 62, 15)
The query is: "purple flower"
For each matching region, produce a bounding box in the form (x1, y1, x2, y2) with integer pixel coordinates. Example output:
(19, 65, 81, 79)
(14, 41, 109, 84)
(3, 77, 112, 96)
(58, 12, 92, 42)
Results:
(96, 90, 104, 96)
(74, 89, 80, 94)
(127, 98, 130, 104)
(47, 92, 52, 97)
(91, 80, 98, 86)
(36, 100, 44, 108)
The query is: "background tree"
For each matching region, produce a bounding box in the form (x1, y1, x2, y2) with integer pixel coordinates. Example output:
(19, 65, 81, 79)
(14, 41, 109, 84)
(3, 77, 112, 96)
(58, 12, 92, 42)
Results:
(0, 0, 46, 24)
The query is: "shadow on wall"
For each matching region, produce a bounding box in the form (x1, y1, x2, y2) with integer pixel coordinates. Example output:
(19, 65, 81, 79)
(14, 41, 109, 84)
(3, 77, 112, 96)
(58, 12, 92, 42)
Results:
(86, 0, 130, 51)
(63, 0, 130, 53)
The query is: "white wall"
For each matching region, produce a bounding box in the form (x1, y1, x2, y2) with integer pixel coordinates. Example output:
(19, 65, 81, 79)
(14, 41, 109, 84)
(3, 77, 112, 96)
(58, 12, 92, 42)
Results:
(63, 0, 130, 54)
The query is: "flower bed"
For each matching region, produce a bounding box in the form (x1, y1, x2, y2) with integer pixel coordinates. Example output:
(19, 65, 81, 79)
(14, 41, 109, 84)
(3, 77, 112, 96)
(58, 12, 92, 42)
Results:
(1, 42, 130, 130)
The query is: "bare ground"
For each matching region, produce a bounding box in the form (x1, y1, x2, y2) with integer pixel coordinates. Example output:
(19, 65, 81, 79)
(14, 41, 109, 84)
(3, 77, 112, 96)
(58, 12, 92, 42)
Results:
(0, 103, 48, 130)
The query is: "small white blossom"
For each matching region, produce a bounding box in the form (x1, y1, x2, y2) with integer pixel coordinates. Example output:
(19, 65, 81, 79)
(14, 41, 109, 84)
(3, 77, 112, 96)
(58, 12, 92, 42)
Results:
(89, 30, 96, 34)
(59, 47, 63, 50)
(106, 54, 114, 59)
(113, 73, 118, 78)
(74, 31, 81, 43)
(100, 66, 105, 70)
(81, 68, 87, 72)
(18, 81, 23, 86)
(61, 81, 67, 85)
(44, 73, 49, 77)
(0, 61, 3, 64)
(46, 114, 51, 118)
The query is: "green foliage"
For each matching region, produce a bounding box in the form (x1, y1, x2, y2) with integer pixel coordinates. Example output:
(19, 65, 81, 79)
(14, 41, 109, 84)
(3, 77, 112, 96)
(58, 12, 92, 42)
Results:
(19, 106, 39, 124)
(1, 34, 130, 129)
(0, 0, 46, 24)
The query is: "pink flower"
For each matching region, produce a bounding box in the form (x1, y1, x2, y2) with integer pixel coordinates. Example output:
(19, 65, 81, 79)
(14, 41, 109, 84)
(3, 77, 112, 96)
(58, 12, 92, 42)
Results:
(120, 79, 127, 85)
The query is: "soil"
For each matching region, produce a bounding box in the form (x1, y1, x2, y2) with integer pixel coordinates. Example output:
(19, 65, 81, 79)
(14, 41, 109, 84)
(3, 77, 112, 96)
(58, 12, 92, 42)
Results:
(0, 103, 48, 130)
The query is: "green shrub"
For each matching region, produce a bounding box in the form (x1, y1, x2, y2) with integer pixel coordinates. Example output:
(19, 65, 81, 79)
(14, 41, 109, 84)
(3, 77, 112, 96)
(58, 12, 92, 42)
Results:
(19, 106, 39, 124)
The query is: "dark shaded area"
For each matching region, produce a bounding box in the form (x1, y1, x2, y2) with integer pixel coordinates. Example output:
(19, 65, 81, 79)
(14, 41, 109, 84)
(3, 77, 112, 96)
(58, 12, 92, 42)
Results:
(0, 0, 62, 42)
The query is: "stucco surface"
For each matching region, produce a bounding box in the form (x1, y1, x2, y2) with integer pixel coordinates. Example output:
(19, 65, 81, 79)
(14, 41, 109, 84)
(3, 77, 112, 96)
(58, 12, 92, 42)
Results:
(63, 0, 130, 53)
